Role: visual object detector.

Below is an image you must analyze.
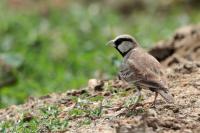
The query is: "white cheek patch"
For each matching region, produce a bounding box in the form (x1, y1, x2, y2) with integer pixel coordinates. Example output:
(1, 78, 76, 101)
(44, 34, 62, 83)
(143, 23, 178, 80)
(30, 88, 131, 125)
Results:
(118, 42, 133, 53)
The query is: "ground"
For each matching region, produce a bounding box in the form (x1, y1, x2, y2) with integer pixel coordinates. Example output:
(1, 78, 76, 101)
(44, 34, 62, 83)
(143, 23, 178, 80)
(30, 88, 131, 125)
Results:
(0, 25, 200, 133)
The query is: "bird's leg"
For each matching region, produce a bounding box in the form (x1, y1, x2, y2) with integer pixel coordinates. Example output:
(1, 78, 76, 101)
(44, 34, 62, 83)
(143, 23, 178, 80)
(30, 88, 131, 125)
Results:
(125, 86, 142, 111)
(134, 86, 142, 104)
(151, 92, 158, 108)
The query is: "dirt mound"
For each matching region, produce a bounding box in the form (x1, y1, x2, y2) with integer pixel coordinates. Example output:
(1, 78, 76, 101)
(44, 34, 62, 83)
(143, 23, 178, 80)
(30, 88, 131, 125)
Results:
(149, 24, 200, 66)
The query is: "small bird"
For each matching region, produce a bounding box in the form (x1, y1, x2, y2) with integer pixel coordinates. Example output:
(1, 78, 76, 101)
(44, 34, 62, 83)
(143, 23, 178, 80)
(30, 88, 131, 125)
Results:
(107, 34, 174, 106)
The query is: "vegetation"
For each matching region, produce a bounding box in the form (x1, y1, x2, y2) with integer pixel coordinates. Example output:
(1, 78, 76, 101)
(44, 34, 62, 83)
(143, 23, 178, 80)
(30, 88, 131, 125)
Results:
(0, 80, 143, 132)
(0, 0, 200, 108)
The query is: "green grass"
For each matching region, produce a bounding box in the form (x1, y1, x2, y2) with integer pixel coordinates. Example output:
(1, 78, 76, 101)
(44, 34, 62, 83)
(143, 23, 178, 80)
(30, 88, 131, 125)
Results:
(0, 105, 69, 132)
(0, 1, 200, 108)
(0, 90, 104, 132)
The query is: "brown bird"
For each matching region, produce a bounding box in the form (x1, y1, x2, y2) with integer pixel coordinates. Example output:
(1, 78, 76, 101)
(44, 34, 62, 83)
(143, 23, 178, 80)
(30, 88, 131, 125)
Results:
(107, 34, 174, 106)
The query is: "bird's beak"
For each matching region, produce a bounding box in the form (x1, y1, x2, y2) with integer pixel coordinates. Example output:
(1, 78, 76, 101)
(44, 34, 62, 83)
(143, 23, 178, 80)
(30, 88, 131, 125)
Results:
(106, 40, 115, 47)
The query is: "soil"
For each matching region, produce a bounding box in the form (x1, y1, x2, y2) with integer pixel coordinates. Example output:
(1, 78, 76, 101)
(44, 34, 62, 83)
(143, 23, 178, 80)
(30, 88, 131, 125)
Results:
(0, 25, 200, 133)
(149, 24, 200, 66)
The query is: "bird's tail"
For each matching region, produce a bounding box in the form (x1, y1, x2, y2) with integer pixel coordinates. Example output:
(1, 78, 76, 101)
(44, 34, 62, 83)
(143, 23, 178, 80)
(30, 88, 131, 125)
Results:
(156, 89, 174, 103)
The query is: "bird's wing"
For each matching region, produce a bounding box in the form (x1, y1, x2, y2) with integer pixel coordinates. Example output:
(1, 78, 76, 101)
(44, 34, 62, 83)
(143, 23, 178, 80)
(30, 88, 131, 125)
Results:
(119, 61, 142, 84)
(121, 48, 174, 103)
(126, 48, 168, 89)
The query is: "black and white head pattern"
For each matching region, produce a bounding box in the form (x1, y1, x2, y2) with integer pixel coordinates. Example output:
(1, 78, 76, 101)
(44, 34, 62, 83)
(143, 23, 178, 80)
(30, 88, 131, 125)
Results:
(111, 34, 138, 57)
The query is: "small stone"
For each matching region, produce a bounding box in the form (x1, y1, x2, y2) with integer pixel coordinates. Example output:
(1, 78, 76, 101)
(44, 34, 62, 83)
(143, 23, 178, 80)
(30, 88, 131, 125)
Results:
(172, 107, 179, 113)
(147, 109, 157, 117)
(22, 112, 33, 122)
(88, 79, 104, 91)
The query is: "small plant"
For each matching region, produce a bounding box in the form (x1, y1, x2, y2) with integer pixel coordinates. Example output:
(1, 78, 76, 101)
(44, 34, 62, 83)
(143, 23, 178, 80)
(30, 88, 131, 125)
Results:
(78, 118, 92, 127)
(88, 95, 103, 102)
(39, 105, 69, 131)
(90, 107, 102, 117)
(40, 119, 68, 131)
(68, 108, 86, 117)
(124, 95, 143, 108)
(16, 118, 39, 133)
(40, 105, 59, 118)
(0, 120, 15, 133)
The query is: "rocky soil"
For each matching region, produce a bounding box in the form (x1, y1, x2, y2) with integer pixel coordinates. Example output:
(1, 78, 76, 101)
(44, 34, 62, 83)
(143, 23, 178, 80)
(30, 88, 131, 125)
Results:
(0, 25, 200, 133)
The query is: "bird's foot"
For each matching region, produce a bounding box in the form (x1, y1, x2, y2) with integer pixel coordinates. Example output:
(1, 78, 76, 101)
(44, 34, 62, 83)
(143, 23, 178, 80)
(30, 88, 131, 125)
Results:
(150, 102, 156, 108)
(128, 102, 143, 110)
(117, 103, 143, 117)
(139, 101, 156, 108)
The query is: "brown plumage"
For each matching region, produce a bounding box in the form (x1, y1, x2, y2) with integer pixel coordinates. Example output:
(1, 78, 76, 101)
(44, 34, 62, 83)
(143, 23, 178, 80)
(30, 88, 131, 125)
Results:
(108, 34, 174, 106)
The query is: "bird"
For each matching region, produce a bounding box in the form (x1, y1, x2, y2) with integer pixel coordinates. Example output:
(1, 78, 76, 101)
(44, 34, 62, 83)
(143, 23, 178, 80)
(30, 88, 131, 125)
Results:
(107, 34, 174, 107)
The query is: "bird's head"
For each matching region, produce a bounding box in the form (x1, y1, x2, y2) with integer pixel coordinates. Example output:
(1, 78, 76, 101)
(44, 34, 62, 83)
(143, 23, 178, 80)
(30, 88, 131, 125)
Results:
(107, 34, 138, 57)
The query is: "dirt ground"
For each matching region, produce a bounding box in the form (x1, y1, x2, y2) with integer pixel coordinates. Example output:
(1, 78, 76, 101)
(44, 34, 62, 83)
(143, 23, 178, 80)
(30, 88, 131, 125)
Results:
(0, 25, 200, 133)
(79, 62, 200, 133)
